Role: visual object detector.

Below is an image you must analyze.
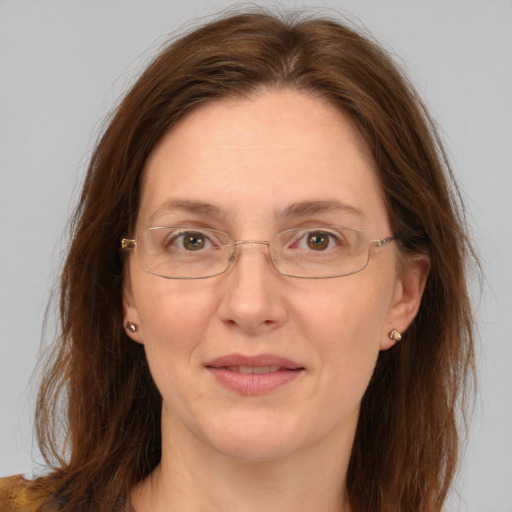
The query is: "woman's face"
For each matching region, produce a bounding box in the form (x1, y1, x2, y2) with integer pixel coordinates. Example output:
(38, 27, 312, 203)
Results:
(124, 89, 424, 461)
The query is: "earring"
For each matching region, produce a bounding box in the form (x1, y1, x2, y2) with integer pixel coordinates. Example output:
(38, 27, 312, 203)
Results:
(389, 329, 402, 342)
(126, 321, 137, 333)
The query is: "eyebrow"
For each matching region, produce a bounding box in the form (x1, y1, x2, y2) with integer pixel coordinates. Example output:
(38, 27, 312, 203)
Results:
(149, 198, 364, 223)
(149, 199, 225, 222)
(277, 200, 365, 220)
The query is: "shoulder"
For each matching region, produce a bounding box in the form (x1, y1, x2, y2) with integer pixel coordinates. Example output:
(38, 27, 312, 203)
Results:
(0, 474, 50, 512)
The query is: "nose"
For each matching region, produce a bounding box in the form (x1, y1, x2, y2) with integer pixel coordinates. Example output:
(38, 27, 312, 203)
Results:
(217, 242, 287, 334)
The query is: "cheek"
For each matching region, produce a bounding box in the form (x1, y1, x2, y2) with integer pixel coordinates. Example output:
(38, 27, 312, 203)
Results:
(295, 277, 390, 390)
(132, 280, 220, 404)
(297, 275, 389, 340)
(133, 276, 219, 351)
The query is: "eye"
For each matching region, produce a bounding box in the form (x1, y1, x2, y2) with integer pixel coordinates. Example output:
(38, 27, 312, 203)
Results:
(166, 230, 215, 251)
(306, 232, 330, 251)
(298, 230, 342, 251)
(182, 231, 206, 251)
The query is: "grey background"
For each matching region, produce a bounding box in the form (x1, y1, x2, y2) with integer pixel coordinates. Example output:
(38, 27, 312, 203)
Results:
(1, 1, 511, 511)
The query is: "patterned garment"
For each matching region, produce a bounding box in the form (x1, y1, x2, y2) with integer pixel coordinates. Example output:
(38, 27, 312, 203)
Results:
(0, 474, 134, 512)
(0, 475, 47, 512)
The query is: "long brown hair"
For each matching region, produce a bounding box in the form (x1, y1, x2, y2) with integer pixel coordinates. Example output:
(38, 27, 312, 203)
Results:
(32, 10, 476, 512)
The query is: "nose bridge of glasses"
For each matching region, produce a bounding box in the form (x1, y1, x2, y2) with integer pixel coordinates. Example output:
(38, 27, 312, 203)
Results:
(227, 239, 273, 265)
(232, 240, 271, 247)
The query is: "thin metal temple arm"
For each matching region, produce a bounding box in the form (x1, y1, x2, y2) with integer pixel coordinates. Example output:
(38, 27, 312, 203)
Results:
(371, 237, 395, 248)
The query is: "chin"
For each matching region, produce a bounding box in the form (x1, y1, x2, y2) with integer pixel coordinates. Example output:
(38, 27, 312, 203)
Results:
(212, 435, 298, 463)
(202, 413, 305, 462)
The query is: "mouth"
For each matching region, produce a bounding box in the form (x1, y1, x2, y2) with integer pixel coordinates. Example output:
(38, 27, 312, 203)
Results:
(225, 365, 283, 374)
(205, 354, 305, 395)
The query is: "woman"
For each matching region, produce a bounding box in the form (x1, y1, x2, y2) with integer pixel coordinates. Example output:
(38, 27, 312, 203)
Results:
(0, 10, 476, 512)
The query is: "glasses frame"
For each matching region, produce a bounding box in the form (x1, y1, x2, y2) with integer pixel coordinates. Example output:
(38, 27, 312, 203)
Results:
(120, 226, 395, 280)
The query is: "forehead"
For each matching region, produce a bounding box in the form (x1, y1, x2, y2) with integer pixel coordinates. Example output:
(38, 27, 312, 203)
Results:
(138, 89, 389, 233)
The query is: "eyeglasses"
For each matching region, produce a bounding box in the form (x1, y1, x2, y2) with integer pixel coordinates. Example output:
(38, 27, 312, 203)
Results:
(120, 226, 395, 279)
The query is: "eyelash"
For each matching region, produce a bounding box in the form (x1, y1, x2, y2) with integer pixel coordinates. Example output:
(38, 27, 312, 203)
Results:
(161, 228, 347, 252)
(164, 230, 219, 250)
(288, 230, 345, 250)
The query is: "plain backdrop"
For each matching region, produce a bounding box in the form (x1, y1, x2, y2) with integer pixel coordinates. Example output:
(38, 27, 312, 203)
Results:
(1, 1, 511, 511)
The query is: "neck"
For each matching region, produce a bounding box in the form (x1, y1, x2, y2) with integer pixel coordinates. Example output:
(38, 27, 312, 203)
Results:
(131, 411, 355, 512)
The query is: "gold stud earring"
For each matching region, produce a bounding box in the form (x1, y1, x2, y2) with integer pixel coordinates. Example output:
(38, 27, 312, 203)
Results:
(389, 329, 402, 341)
(126, 321, 137, 333)
(389, 329, 402, 342)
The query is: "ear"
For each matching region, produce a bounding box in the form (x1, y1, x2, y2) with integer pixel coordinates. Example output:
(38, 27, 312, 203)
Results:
(123, 275, 144, 344)
(380, 253, 430, 350)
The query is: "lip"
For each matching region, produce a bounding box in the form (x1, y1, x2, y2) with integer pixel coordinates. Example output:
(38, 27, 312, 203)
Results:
(205, 354, 305, 396)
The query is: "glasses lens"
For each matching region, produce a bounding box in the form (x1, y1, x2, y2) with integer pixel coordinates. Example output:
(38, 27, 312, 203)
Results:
(136, 227, 233, 279)
(271, 227, 370, 278)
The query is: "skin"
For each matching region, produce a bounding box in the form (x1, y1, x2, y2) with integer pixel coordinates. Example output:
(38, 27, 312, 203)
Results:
(124, 89, 428, 512)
